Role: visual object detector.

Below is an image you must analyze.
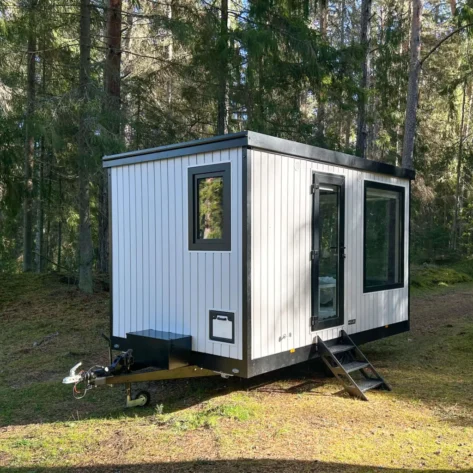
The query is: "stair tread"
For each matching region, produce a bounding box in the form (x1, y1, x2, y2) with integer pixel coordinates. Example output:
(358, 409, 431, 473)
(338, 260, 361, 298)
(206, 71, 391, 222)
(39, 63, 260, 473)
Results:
(342, 361, 370, 373)
(356, 379, 383, 392)
(329, 344, 354, 354)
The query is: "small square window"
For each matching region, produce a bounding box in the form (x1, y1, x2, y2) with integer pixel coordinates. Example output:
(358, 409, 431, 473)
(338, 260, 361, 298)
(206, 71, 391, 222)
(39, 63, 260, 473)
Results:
(364, 181, 405, 293)
(188, 163, 231, 251)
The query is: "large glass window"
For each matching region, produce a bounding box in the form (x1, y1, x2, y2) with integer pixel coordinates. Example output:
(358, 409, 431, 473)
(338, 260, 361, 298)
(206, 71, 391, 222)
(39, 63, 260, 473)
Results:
(364, 182, 405, 292)
(188, 163, 231, 251)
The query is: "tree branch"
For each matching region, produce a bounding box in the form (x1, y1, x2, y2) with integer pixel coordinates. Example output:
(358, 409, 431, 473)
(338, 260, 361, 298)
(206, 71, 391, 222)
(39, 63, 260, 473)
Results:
(421, 23, 473, 66)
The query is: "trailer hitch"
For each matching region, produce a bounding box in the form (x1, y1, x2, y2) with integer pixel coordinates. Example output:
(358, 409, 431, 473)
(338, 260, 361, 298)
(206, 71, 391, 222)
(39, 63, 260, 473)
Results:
(63, 349, 134, 399)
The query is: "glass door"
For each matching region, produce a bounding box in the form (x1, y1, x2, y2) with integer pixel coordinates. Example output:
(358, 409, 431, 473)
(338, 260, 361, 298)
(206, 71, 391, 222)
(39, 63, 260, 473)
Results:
(311, 172, 345, 331)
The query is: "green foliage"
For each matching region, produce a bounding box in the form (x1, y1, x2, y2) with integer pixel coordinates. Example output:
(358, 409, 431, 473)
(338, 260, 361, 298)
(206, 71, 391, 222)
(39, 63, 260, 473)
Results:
(410, 264, 472, 290)
(0, 0, 473, 273)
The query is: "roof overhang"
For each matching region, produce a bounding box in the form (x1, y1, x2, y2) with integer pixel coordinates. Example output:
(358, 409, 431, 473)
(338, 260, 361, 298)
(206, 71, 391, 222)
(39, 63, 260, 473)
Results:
(103, 130, 415, 180)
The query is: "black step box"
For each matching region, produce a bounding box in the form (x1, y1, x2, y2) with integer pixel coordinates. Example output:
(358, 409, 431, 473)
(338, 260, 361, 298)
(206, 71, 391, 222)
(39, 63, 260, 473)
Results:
(126, 330, 192, 370)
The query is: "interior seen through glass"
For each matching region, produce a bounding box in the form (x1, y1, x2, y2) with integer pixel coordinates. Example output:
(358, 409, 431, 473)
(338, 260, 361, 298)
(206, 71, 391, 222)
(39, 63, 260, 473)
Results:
(365, 187, 401, 289)
(318, 184, 339, 320)
(198, 176, 224, 240)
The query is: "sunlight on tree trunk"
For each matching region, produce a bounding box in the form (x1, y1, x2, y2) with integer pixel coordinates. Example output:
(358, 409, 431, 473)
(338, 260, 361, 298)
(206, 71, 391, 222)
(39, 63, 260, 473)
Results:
(355, 0, 371, 159)
(316, 0, 328, 145)
(401, 0, 423, 171)
(99, 0, 122, 276)
(217, 0, 229, 135)
(452, 81, 468, 251)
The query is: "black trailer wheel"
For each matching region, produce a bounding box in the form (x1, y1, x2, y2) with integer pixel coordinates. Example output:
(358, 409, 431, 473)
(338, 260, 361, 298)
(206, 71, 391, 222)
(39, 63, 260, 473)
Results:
(135, 390, 151, 407)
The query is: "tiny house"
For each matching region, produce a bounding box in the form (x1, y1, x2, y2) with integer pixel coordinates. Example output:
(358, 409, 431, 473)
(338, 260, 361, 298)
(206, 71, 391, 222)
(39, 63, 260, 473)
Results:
(103, 131, 413, 379)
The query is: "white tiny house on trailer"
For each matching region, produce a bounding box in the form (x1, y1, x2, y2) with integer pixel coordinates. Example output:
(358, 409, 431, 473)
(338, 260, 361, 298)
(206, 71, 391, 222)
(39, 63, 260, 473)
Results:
(103, 131, 413, 381)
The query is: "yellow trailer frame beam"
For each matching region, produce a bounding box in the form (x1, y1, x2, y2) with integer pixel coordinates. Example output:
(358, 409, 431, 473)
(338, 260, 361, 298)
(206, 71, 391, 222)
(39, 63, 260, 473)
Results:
(95, 365, 220, 386)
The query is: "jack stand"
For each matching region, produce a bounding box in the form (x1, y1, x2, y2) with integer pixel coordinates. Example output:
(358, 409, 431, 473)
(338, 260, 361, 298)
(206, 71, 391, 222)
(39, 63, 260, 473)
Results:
(125, 383, 150, 408)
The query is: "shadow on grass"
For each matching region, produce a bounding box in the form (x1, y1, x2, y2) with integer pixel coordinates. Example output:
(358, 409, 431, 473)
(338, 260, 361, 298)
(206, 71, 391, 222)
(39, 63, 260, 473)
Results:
(3, 330, 473, 428)
(0, 460, 468, 473)
(94, 359, 333, 417)
(0, 359, 334, 427)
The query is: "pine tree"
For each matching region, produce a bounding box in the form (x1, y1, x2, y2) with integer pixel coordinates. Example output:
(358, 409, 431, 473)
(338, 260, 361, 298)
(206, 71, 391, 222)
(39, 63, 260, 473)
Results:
(78, 0, 93, 292)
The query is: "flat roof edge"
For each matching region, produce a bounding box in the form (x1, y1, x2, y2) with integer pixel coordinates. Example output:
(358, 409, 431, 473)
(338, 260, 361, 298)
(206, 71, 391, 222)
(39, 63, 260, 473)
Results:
(247, 131, 415, 180)
(103, 131, 248, 162)
(102, 130, 414, 180)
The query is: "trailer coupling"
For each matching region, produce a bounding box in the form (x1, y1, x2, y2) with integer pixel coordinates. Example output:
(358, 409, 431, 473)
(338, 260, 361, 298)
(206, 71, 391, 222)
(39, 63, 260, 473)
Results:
(63, 349, 135, 399)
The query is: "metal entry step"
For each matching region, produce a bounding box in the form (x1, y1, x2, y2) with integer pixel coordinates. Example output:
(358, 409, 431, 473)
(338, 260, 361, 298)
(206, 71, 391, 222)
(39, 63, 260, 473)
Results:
(328, 344, 354, 355)
(318, 330, 391, 401)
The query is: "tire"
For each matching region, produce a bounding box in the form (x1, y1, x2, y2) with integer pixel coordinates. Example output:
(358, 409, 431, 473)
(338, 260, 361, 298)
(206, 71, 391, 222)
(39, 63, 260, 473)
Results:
(135, 390, 151, 407)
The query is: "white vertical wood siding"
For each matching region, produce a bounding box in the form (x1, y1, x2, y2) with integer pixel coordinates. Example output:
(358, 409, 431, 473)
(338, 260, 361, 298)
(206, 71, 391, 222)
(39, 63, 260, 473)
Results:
(250, 149, 409, 360)
(111, 148, 243, 360)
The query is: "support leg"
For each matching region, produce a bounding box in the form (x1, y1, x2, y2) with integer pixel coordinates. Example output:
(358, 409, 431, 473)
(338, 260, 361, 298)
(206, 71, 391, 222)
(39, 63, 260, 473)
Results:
(125, 382, 150, 408)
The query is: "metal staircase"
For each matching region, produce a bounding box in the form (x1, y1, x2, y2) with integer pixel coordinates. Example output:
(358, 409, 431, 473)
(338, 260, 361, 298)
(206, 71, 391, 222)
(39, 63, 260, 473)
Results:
(318, 330, 391, 401)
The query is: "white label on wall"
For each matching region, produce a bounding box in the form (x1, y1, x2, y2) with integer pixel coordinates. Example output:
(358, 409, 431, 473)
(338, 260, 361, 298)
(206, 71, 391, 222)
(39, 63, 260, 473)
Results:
(213, 315, 233, 340)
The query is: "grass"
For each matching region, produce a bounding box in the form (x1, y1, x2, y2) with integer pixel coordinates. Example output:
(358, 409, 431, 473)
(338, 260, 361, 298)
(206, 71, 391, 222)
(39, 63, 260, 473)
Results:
(1, 272, 473, 472)
(411, 262, 473, 293)
(154, 394, 259, 432)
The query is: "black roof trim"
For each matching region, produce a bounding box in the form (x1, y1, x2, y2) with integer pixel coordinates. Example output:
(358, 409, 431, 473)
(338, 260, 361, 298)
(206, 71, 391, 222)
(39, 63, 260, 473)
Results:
(246, 131, 414, 179)
(103, 130, 414, 179)
(103, 132, 248, 166)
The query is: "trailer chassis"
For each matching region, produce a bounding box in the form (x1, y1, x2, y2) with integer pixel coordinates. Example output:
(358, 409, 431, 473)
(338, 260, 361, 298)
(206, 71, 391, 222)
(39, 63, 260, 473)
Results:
(63, 349, 220, 407)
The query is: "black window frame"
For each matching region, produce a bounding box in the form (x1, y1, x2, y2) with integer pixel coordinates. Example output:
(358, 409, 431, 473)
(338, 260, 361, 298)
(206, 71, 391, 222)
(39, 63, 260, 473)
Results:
(311, 172, 345, 332)
(188, 162, 231, 251)
(363, 181, 405, 293)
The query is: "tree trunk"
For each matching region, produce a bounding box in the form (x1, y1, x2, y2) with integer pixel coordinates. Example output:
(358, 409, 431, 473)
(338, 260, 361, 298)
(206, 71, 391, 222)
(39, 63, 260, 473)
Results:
(316, 0, 327, 144)
(401, 0, 423, 170)
(340, 0, 346, 46)
(452, 80, 467, 251)
(35, 38, 48, 273)
(23, 0, 37, 272)
(462, 85, 473, 245)
(449, 0, 456, 16)
(135, 89, 141, 148)
(355, 0, 372, 159)
(35, 138, 44, 272)
(337, 0, 346, 148)
(167, 0, 173, 105)
(57, 176, 62, 270)
(104, 0, 122, 104)
(99, 0, 122, 275)
(44, 156, 52, 271)
(345, 116, 351, 149)
(78, 0, 93, 293)
(217, 0, 229, 135)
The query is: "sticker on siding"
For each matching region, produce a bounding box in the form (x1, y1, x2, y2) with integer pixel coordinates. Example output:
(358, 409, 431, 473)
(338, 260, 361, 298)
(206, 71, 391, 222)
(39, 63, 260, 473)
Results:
(209, 310, 235, 344)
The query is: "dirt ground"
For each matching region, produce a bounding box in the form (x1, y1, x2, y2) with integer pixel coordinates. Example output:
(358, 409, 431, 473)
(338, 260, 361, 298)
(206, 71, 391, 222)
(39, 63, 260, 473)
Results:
(1, 274, 473, 473)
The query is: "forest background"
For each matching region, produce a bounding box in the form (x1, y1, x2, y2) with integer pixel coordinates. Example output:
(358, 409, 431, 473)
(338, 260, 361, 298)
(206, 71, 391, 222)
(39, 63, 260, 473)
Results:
(1, 0, 472, 291)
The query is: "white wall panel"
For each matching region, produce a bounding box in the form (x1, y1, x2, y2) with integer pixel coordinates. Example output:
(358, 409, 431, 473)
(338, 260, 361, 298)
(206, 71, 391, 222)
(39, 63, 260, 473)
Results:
(250, 149, 410, 360)
(111, 148, 243, 360)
